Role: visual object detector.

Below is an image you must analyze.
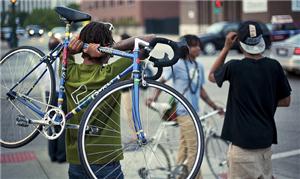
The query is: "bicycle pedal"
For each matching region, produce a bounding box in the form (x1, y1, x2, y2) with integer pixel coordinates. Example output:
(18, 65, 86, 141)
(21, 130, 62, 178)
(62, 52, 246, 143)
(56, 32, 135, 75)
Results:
(16, 115, 30, 127)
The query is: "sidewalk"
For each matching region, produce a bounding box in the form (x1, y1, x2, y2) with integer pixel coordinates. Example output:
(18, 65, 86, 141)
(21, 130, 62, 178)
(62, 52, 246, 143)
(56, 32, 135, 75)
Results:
(1, 135, 217, 179)
(0, 41, 10, 56)
(1, 136, 68, 179)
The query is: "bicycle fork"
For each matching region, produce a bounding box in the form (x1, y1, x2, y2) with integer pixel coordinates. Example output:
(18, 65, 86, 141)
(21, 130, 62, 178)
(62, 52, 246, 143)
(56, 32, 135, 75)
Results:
(131, 39, 149, 145)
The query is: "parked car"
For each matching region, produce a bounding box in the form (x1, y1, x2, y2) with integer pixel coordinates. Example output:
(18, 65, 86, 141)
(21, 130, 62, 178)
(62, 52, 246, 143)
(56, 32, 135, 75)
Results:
(271, 34, 300, 74)
(199, 21, 271, 55)
(26, 25, 44, 37)
(1, 27, 26, 41)
(270, 15, 300, 42)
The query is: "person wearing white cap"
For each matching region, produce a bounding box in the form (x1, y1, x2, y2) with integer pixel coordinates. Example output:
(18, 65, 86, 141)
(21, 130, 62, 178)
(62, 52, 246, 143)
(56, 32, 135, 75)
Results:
(208, 21, 292, 178)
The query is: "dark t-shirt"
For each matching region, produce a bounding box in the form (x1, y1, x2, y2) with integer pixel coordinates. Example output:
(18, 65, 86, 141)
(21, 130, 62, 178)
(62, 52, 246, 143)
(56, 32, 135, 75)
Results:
(214, 57, 291, 149)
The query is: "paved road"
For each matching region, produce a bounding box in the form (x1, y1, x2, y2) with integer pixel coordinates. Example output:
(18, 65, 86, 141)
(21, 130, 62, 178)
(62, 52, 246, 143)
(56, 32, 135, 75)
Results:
(1, 36, 299, 179)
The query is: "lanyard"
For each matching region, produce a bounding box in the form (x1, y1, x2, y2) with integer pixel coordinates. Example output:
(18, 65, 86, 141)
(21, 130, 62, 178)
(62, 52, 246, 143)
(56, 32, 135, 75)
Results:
(184, 60, 200, 94)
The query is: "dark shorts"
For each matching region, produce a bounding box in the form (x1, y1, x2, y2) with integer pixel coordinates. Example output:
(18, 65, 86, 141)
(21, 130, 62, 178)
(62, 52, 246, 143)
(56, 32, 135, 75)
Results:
(68, 162, 124, 179)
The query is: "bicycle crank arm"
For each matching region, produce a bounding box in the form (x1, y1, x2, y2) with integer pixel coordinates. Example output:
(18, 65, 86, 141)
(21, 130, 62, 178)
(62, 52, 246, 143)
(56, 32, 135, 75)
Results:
(64, 124, 100, 135)
(65, 123, 80, 129)
(16, 115, 49, 127)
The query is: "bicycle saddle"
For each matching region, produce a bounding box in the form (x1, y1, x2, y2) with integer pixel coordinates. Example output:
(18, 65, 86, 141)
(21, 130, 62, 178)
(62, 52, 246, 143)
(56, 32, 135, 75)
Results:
(55, 6, 91, 23)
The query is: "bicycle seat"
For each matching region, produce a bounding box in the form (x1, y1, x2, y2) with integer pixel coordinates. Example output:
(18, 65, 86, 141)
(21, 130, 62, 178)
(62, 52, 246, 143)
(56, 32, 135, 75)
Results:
(55, 6, 91, 23)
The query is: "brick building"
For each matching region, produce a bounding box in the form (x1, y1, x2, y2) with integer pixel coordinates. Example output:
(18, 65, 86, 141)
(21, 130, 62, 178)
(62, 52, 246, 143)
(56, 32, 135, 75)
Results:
(80, 0, 300, 35)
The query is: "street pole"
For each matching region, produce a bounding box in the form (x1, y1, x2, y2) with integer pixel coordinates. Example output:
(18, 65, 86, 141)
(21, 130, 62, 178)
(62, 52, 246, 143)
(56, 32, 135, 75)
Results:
(1, 0, 5, 28)
(10, 0, 18, 48)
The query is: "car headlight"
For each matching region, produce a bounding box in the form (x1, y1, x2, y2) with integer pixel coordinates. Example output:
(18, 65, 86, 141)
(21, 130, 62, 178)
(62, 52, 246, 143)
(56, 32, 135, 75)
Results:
(29, 30, 34, 35)
(48, 32, 52, 37)
(39, 29, 44, 34)
(54, 33, 61, 39)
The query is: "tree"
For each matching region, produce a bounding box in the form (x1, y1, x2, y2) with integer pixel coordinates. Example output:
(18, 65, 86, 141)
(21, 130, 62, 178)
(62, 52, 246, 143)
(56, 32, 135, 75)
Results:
(67, 3, 80, 10)
(24, 9, 64, 30)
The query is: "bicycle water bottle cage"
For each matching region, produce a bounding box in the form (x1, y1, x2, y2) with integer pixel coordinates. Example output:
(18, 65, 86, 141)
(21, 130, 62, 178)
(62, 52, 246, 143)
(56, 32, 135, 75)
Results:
(71, 85, 96, 104)
(55, 6, 91, 24)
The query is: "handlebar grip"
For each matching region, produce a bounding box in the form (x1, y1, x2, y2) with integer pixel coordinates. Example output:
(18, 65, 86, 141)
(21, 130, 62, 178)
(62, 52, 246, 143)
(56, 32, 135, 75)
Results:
(148, 38, 180, 67)
(144, 66, 163, 81)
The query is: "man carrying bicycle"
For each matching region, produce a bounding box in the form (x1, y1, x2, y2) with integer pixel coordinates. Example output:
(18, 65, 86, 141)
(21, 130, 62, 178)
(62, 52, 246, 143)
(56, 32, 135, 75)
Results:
(65, 21, 155, 178)
(209, 21, 291, 178)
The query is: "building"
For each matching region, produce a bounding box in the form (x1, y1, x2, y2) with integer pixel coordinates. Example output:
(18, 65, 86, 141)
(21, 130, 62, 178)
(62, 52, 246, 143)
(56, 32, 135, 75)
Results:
(79, 0, 300, 35)
(1, 0, 78, 14)
(80, 0, 180, 35)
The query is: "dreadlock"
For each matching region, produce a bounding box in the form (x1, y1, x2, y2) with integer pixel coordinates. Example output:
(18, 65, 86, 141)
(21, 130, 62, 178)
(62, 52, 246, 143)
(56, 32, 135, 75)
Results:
(79, 21, 115, 60)
(179, 34, 202, 59)
(180, 35, 202, 48)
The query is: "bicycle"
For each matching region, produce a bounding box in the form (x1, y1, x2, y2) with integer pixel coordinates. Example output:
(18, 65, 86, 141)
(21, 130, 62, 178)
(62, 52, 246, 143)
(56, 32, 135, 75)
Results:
(202, 103, 229, 179)
(141, 99, 229, 179)
(0, 6, 205, 179)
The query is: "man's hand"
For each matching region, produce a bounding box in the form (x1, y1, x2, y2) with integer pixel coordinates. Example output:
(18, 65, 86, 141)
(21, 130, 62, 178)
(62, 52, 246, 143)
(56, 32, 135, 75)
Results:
(224, 32, 238, 50)
(68, 36, 83, 55)
(214, 106, 225, 115)
(145, 97, 156, 107)
(208, 32, 236, 83)
(83, 43, 103, 58)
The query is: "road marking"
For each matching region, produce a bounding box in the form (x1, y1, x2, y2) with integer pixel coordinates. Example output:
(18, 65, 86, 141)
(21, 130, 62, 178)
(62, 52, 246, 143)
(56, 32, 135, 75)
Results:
(272, 149, 300, 160)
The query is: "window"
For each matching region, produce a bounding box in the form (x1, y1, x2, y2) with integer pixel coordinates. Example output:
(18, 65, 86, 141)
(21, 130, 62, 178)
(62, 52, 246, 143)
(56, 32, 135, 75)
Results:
(110, 0, 114, 7)
(128, 0, 134, 5)
(118, 0, 124, 5)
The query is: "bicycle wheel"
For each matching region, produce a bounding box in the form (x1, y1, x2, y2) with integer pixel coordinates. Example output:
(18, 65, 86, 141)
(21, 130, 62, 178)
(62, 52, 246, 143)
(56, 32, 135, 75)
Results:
(78, 80, 204, 179)
(137, 144, 172, 179)
(205, 134, 229, 179)
(202, 101, 225, 136)
(0, 46, 55, 148)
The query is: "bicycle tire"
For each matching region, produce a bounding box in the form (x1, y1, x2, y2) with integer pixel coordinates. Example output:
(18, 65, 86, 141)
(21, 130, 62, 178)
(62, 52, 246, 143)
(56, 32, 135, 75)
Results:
(205, 134, 229, 179)
(0, 46, 55, 148)
(78, 79, 205, 179)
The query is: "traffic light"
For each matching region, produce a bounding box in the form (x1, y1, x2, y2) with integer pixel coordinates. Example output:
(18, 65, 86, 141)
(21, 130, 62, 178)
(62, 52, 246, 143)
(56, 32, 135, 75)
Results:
(215, 0, 222, 8)
(10, 0, 17, 4)
(213, 0, 222, 15)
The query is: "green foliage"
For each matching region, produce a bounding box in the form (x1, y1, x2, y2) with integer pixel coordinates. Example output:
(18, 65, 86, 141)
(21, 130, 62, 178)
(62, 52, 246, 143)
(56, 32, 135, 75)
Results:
(24, 9, 64, 30)
(67, 3, 80, 10)
(17, 11, 29, 27)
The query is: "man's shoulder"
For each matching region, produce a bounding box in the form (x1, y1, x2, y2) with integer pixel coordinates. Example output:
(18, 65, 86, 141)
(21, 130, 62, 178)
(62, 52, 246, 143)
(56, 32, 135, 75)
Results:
(227, 59, 240, 64)
(264, 57, 282, 66)
(224, 59, 241, 68)
(110, 57, 132, 67)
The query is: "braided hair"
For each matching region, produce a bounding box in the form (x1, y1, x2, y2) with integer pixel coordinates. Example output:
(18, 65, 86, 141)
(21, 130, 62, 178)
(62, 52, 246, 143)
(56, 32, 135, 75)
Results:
(79, 21, 114, 61)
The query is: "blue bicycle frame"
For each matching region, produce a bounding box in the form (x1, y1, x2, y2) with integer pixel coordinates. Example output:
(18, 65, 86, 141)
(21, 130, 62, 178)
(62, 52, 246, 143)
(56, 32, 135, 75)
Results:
(7, 26, 148, 143)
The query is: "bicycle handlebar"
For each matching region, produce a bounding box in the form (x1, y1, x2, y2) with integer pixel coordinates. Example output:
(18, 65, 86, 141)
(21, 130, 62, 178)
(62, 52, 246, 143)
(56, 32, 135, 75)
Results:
(82, 37, 183, 80)
(143, 37, 183, 80)
(199, 109, 226, 121)
(146, 37, 180, 67)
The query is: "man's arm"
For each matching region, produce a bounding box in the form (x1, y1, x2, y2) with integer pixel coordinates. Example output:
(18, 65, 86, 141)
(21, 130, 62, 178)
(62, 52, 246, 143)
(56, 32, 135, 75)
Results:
(208, 32, 237, 83)
(200, 87, 218, 109)
(83, 34, 156, 58)
(113, 34, 156, 51)
(278, 96, 291, 107)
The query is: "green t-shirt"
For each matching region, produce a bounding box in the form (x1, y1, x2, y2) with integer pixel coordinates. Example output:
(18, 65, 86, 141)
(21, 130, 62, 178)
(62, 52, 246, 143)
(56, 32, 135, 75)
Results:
(64, 57, 131, 164)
